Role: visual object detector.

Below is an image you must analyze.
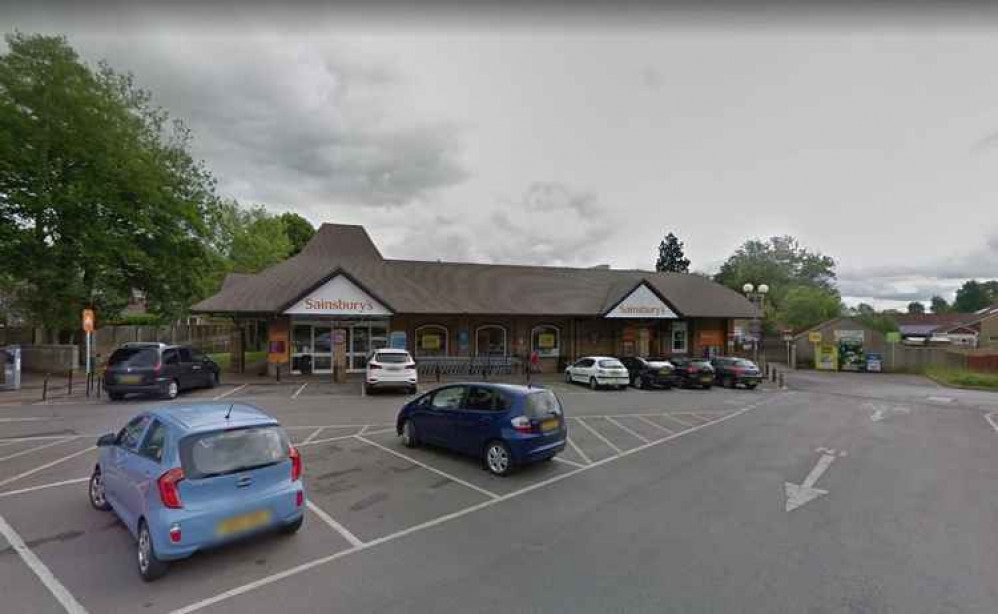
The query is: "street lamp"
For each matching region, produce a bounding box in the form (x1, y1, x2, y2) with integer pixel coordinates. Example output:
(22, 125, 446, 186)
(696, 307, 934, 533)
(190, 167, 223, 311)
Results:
(743, 283, 769, 363)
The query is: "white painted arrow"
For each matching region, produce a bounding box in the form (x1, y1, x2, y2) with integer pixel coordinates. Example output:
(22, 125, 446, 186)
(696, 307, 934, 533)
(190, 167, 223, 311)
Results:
(785, 452, 837, 512)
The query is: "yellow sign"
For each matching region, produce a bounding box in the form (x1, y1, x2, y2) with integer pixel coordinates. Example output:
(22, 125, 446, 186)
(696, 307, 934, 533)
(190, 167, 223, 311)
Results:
(82, 309, 95, 333)
(808, 331, 822, 343)
(816, 344, 838, 371)
(538, 333, 556, 349)
(421, 334, 441, 350)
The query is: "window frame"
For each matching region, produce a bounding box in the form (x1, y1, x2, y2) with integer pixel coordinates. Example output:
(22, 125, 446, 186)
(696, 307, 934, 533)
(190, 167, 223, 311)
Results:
(414, 324, 449, 357)
(117, 415, 151, 453)
(138, 419, 168, 463)
(671, 322, 688, 354)
(465, 386, 509, 412)
(429, 385, 467, 411)
(162, 348, 180, 366)
(475, 325, 508, 357)
(530, 325, 561, 358)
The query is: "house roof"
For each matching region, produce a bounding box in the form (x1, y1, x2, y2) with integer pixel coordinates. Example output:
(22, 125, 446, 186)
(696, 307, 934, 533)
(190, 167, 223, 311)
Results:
(791, 316, 882, 341)
(192, 223, 758, 318)
(895, 313, 985, 335)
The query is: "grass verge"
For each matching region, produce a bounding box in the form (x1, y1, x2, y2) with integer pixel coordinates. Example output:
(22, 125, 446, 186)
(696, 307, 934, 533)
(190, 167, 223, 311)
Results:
(923, 365, 998, 391)
(208, 351, 267, 370)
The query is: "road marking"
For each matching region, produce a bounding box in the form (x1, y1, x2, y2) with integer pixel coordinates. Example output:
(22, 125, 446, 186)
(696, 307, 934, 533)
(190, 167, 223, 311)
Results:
(0, 438, 72, 463)
(0, 417, 46, 423)
(637, 415, 675, 434)
(604, 416, 650, 443)
(0, 513, 88, 613)
(212, 384, 247, 400)
(0, 435, 84, 445)
(358, 424, 369, 435)
(306, 500, 364, 547)
(566, 437, 592, 464)
(785, 451, 839, 512)
(170, 398, 775, 614)
(354, 435, 500, 500)
(0, 477, 90, 499)
(0, 446, 95, 489)
(573, 418, 623, 454)
(659, 413, 696, 428)
(291, 383, 308, 399)
(552, 456, 585, 469)
(301, 428, 324, 445)
(986, 412, 998, 434)
(927, 396, 954, 403)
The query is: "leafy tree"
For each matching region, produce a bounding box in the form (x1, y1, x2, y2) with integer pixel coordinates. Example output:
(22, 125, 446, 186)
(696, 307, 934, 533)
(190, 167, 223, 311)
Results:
(855, 311, 900, 335)
(779, 286, 843, 331)
(930, 295, 951, 314)
(655, 232, 690, 273)
(851, 303, 876, 317)
(0, 32, 220, 330)
(954, 280, 993, 312)
(279, 212, 315, 256)
(906, 301, 925, 314)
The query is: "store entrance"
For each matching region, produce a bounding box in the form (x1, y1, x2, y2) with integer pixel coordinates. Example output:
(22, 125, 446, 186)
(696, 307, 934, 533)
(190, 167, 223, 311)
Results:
(291, 320, 388, 374)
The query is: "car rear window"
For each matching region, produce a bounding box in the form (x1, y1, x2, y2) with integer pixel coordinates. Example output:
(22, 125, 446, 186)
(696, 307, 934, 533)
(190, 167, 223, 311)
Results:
(526, 390, 562, 418)
(108, 348, 158, 367)
(374, 352, 410, 364)
(598, 359, 624, 368)
(732, 359, 756, 367)
(179, 426, 289, 479)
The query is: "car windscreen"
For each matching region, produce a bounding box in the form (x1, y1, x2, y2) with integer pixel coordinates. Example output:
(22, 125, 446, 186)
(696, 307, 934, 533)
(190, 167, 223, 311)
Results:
(598, 359, 624, 368)
(179, 426, 289, 479)
(107, 348, 158, 367)
(525, 390, 563, 418)
(374, 352, 410, 364)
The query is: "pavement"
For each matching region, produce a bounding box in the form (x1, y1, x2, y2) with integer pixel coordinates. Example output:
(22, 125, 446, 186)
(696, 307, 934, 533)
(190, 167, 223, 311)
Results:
(1, 371, 997, 613)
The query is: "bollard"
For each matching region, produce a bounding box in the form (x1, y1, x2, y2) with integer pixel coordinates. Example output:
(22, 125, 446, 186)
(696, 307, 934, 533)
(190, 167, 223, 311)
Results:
(97, 373, 102, 398)
(42, 373, 49, 402)
(276, 364, 281, 382)
(771, 368, 776, 383)
(68, 369, 73, 396)
(778, 372, 785, 388)
(436, 363, 441, 383)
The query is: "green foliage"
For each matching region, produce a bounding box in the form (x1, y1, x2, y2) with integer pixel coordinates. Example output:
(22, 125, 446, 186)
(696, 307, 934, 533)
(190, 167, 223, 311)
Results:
(854, 312, 899, 335)
(924, 365, 998, 390)
(778, 286, 843, 331)
(930, 295, 951, 314)
(0, 32, 220, 329)
(655, 232, 690, 273)
(279, 212, 315, 256)
(907, 301, 925, 314)
(106, 313, 168, 326)
(954, 280, 998, 313)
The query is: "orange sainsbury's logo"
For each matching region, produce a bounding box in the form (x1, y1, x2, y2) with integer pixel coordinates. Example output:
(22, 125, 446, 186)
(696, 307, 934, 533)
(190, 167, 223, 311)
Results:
(619, 305, 668, 316)
(304, 298, 374, 312)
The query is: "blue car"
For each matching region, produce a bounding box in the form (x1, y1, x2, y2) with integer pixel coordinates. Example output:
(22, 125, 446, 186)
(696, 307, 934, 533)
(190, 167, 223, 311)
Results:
(396, 383, 567, 476)
(88, 403, 305, 581)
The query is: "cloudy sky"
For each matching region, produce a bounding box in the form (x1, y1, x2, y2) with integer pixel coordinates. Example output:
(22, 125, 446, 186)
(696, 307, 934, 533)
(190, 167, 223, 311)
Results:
(5, 3, 998, 308)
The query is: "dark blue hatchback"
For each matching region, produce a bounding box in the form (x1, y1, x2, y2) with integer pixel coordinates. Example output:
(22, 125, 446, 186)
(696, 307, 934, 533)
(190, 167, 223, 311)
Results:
(396, 383, 567, 476)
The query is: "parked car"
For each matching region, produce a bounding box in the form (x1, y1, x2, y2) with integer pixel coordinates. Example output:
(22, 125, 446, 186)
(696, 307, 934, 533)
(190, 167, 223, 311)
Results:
(396, 383, 566, 476)
(365, 348, 418, 394)
(669, 357, 716, 389)
(710, 356, 762, 389)
(88, 403, 305, 581)
(104, 342, 220, 401)
(619, 356, 678, 389)
(564, 356, 630, 390)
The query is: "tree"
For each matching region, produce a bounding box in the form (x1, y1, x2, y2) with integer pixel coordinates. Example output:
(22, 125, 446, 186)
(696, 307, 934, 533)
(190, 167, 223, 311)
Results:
(655, 232, 690, 273)
(715, 236, 836, 298)
(930, 295, 951, 314)
(954, 280, 993, 312)
(906, 301, 925, 314)
(279, 212, 315, 256)
(851, 303, 876, 317)
(0, 33, 220, 330)
(779, 286, 843, 331)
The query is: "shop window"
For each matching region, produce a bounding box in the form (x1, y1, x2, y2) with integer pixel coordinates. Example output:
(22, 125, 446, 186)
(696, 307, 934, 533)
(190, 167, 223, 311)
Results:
(415, 325, 448, 357)
(671, 322, 688, 354)
(475, 325, 507, 357)
(531, 325, 560, 358)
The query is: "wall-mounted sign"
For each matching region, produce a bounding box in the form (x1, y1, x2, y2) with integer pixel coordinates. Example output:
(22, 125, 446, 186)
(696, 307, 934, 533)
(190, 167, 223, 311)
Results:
(808, 331, 823, 343)
(458, 330, 469, 352)
(538, 333, 556, 349)
(605, 284, 678, 319)
(698, 330, 723, 346)
(389, 331, 407, 350)
(284, 275, 392, 316)
(421, 334, 442, 350)
(834, 329, 865, 343)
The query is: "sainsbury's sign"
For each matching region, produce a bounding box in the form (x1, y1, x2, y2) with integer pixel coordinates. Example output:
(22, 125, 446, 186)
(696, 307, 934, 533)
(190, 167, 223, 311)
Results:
(284, 275, 392, 316)
(605, 284, 678, 319)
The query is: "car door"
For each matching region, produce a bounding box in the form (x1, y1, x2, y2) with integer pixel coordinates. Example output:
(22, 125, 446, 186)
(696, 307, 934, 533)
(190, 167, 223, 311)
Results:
(619, 357, 637, 382)
(422, 386, 467, 447)
(451, 386, 506, 455)
(178, 347, 202, 388)
(105, 414, 151, 531)
(577, 358, 595, 382)
(161, 348, 183, 389)
(120, 419, 169, 527)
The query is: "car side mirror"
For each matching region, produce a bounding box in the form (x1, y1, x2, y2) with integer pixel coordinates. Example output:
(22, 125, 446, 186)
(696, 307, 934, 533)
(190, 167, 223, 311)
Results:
(97, 433, 117, 447)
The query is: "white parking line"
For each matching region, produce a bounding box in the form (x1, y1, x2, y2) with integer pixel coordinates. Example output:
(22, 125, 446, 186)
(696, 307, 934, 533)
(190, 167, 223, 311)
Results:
(0, 438, 72, 463)
(637, 415, 675, 434)
(566, 437, 592, 465)
(170, 399, 775, 614)
(659, 413, 695, 428)
(301, 428, 324, 445)
(604, 416, 650, 443)
(0, 435, 85, 445)
(358, 424, 369, 435)
(0, 513, 88, 613)
(306, 500, 364, 548)
(212, 384, 247, 400)
(291, 383, 308, 399)
(552, 456, 585, 469)
(986, 412, 998, 434)
(0, 417, 46, 423)
(354, 435, 500, 500)
(0, 477, 90, 499)
(0, 446, 95, 489)
(573, 418, 623, 454)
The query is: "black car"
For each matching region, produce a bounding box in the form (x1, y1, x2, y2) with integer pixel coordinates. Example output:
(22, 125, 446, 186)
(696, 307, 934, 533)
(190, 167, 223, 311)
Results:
(619, 356, 678, 389)
(669, 357, 715, 389)
(104, 342, 220, 401)
(710, 357, 762, 389)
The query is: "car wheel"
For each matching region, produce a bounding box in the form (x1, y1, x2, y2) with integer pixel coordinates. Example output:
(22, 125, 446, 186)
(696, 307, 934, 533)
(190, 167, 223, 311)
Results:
(108, 391, 123, 401)
(88, 467, 111, 511)
(746, 383, 757, 390)
(207, 371, 219, 389)
(401, 419, 419, 448)
(702, 384, 713, 390)
(137, 520, 169, 582)
(280, 515, 304, 535)
(565, 371, 573, 383)
(162, 380, 179, 400)
(589, 378, 599, 391)
(633, 376, 643, 390)
(484, 440, 512, 477)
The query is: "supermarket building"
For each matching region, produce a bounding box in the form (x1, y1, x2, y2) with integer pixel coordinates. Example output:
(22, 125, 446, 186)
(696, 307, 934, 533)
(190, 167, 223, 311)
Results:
(192, 224, 758, 375)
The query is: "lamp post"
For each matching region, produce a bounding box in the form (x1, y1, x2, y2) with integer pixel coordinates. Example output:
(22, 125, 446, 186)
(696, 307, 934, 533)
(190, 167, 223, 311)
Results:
(742, 283, 769, 364)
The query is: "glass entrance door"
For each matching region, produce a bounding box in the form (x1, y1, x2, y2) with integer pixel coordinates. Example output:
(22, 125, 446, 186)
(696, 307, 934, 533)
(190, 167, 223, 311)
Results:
(313, 325, 333, 373)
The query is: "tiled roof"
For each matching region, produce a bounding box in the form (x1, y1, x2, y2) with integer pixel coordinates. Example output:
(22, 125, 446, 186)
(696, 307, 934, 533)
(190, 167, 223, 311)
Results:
(192, 223, 759, 318)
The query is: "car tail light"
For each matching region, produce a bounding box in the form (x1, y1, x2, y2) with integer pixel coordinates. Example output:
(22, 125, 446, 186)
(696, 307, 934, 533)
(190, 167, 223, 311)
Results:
(296, 490, 304, 507)
(153, 362, 162, 374)
(290, 446, 302, 481)
(169, 523, 182, 543)
(731, 367, 744, 374)
(511, 416, 532, 433)
(404, 362, 415, 369)
(157, 468, 184, 509)
(687, 367, 698, 374)
(369, 363, 382, 370)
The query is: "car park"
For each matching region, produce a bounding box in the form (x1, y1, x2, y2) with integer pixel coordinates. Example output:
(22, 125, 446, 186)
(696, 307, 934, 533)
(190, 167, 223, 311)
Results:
(669, 357, 716, 389)
(564, 356, 631, 390)
(396, 383, 567, 476)
(619, 356, 678, 389)
(364, 348, 418, 394)
(87, 402, 305, 581)
(710, 357, 762, 389)
(104, 342, 221, 400)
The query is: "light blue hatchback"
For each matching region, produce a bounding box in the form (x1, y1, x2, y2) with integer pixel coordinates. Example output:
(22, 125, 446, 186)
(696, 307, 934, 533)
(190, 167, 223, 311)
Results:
(88, 402, 305, 581)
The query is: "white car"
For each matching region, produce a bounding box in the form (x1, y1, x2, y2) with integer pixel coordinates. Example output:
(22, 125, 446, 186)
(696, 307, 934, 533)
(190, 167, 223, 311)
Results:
(365, 349, 418, 395)
(565, 356, 630, 390)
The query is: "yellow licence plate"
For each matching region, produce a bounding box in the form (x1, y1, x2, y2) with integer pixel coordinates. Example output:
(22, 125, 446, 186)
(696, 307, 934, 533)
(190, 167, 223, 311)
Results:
(541, 419, 559, 432)
(217, 510, 272, 536)
(118, 375, 142, 384)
